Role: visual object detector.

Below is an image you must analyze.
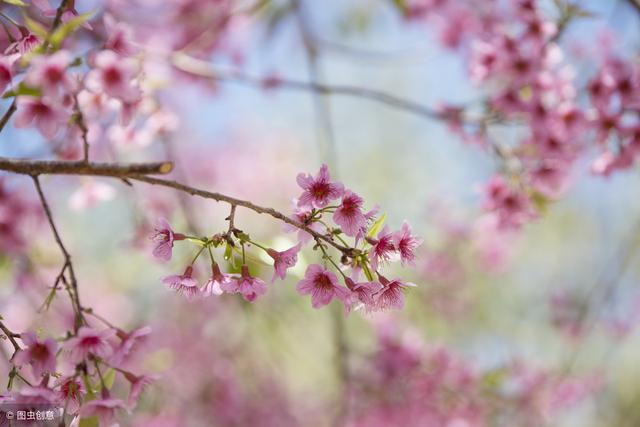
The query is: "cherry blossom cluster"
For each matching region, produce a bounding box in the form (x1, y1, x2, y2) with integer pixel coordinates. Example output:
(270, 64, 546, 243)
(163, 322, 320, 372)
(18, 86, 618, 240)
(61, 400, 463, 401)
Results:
(0, 322, 155, 426)
(151, 164, 421, 312)
(0, 2, 179, 160)
(400, 0, 639, 230)
(348, 322, 600, 427)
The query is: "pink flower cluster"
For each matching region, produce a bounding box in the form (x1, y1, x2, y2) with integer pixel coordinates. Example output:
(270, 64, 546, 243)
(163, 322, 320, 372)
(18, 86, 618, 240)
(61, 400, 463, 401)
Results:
(6, 324, 155, 425)
(151, 164, 421, 312)
(348, 322, 600, 427)
(0, 9, 179, 160)
(400, 0, 639, 229)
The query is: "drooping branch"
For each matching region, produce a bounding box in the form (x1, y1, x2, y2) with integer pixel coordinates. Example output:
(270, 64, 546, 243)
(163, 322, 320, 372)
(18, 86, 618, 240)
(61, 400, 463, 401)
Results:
(0, 158, 173, 177)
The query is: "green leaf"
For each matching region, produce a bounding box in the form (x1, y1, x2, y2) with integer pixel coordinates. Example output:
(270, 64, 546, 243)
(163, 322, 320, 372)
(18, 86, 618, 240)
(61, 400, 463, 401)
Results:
(79, 417, 99, 427)
(48, 12, 92, 50)
(389, 0, 408, 14)
(362, 261, 374, 282)
(223, 243, 233, 261)
(3, 0, 27, 6)
(22, 14, 48, 39)
(2, 82, 42, 99)
(101, 368, 116, 390)
(367, 213, 386, 238)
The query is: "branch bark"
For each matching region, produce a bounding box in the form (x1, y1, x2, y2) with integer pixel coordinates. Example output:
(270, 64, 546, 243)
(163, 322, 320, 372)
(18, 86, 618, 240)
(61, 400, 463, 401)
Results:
(0, 157, 351, 255)
(172, 52, 457, 123)
(0, 158, 173, 177)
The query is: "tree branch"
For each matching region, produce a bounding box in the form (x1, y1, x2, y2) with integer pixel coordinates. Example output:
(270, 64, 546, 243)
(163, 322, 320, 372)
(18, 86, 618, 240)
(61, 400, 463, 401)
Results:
(0, 100, 16, 133)
(171, 52, 467, 124)
(0, 157, 351, 255)
(625, 0, 640, 14)
(0, 320, 20, 355)
(129, 175, 352, 255)
(0, 158, 173, 177)
(32, 175, 84, 331)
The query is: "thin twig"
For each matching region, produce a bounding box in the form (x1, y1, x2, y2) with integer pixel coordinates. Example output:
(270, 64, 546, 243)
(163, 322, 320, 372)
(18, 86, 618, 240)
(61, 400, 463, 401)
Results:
(32, 175, 84, 331)
(130, 175, 352, 255)
(0, 320, 20, 354)
(171, 52, 476, 124)
(625, 0, 640, 14)
(72, 94, 90, 163)
(0, 99, 16, 133)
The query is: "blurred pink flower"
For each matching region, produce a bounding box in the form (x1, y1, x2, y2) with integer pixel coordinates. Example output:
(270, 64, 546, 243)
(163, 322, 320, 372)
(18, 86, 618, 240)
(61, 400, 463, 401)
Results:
(55, 376, 84, 414)
(25, 50, 73, 95)
(13, 331, 57, 379)
(13, 96, 68, 139)
(79, 396, 127, 425)
(63, 327, 116, 364)
(123, 371, 159, 409)
(69, 180, 116, 211)
(87, 50, 140, 102)
(111, 326, 152, 366)
(0, 56, 13, 94)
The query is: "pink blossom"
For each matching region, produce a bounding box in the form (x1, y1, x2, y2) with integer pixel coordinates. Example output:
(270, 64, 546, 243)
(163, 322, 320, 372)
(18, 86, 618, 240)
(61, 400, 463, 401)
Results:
(392, 222, 422, 265)
(266, 243, 301, 282)
(333, 190, 366, 236)
(345, 278, 382, 311)
(162, 266, 200, 299)
(79, 396, 127, 425)
(69, 180, 116, 211)
(122, 371, 159, 409)
(11, 386, 59, 405)
(296, 264, 350, 308)
(373, 275, 416, 311)
(55, 376, 84, 414)
(221, 265, 267, 302)
(150, 218, 184, 261)
(482, 175, 536, 229)
(13, 331, 57, 378)
(63, 327, 116, 364)
(0, 56, 13, 94)
(25, 50, 73, 95)
(13, 96, 69, 139)
(201, 263, 233, 297)
(5, 32, 40, 57)
(111, 326, 152, 365)
(367, 226, 398, 270)
(104, 14, 137, 56)
(87, 50, 140, 102)
(296, 164, 344, 208)
(108, 123, 154, 150)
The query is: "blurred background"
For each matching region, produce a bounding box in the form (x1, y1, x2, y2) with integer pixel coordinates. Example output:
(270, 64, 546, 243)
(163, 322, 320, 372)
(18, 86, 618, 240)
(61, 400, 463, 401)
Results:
(2, 0, 640, 426)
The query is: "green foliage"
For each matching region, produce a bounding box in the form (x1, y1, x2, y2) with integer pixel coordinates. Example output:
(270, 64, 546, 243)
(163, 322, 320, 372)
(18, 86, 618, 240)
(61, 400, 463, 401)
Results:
(2, 82, 41, 99)
(48, 13, 92, 50)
